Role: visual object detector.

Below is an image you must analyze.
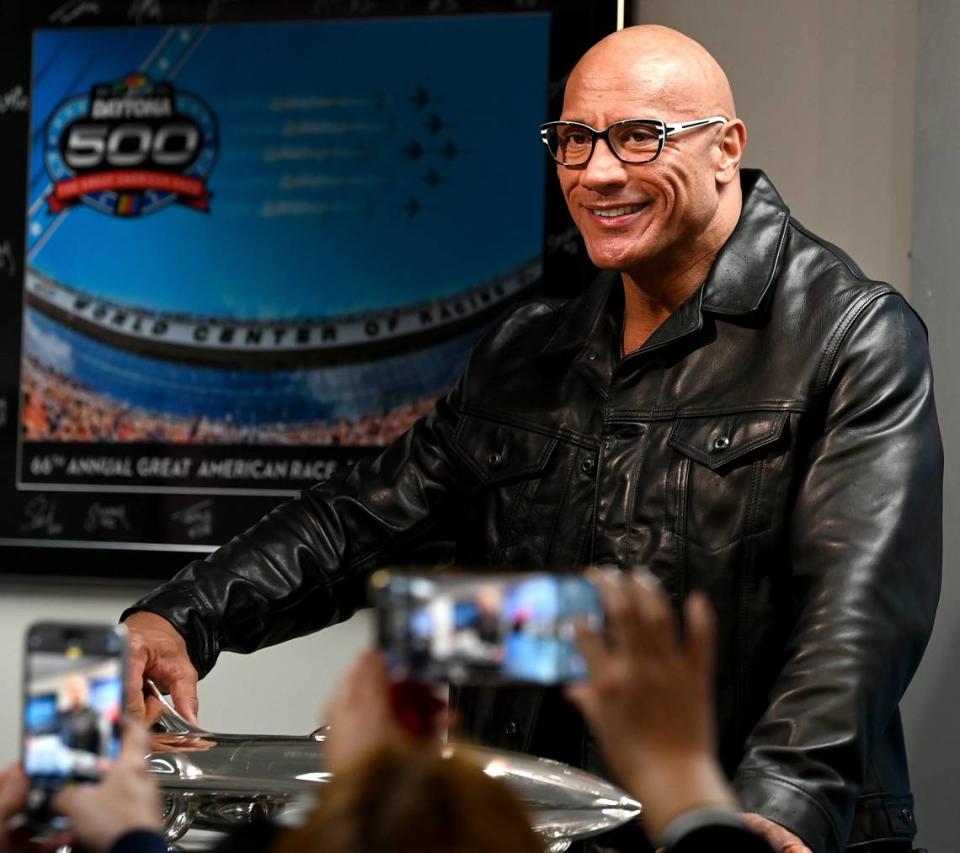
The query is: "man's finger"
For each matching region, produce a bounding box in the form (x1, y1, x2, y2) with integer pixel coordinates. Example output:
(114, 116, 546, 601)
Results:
(52, 783, 80, 815)
(119, 721, 152, 765)
(595, 573, 639, 652)
(572, 617, 606, 676)
(684, 591, 716, 686)
(741, 813, 812, 853)
(625, 570, 674, 654)
(167, 678, 200, 728)
(563, 680, 599, 724)
(0, 765, 28, 820)
(125, 654, 148, 720)
(143, 693, 167, 726)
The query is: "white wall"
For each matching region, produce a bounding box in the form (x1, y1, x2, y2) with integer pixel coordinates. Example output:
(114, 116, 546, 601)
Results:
(0, 579, 371, 759)
(635, 0, 916, 293)
(901, 3, 960, 851)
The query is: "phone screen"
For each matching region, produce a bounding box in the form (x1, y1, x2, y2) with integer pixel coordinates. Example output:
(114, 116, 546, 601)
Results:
(375, 573, 603, 684)
(22, 625, 124, 795)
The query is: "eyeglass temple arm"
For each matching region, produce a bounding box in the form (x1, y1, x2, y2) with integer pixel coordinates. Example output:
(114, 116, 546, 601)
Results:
(663, 116, 729, 137)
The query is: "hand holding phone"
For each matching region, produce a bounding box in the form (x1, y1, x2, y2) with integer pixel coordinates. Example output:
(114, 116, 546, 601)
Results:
(53, 723, 162, 853)
(21, 623, 127, 830)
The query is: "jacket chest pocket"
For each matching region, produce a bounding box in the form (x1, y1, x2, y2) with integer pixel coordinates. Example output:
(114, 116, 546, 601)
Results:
(666, 410, 790, 553)
(452, 415, 560, 565)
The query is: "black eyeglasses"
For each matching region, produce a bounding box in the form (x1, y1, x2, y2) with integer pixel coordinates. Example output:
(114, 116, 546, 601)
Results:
(539, 116, 728, 166)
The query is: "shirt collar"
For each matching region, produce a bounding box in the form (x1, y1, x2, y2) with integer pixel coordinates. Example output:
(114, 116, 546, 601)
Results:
(538, 168, 791, 358)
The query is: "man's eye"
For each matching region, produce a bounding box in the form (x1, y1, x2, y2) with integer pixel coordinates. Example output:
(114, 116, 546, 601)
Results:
(561, 131, 591, 146)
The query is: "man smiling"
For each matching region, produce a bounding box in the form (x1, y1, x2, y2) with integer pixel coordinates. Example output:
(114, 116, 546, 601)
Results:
(122, 25, 941, 853)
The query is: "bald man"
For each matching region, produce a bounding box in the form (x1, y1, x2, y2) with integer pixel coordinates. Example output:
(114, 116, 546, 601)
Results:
(121, 25, 940, 853)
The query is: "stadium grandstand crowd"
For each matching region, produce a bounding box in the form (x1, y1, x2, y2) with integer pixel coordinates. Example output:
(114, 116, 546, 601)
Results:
(21, 357, 436, 446)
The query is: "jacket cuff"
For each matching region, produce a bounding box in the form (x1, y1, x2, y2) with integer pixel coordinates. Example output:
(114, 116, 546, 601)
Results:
(734, 772, 843, 853)
(108, 829, 169, 853)
(120, 583, 221, 678)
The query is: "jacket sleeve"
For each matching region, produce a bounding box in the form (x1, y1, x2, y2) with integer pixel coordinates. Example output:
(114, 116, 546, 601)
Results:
(732, 290, 943, 852)
(121, 382, 468, 678)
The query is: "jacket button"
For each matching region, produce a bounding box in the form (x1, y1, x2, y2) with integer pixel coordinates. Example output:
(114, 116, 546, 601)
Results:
(504, 721, 517, 735)
(487, 452, 503, 468)
(585, 350, 599, 361)
(900, 808, 914, 824)
(712, 435, 731, 451)
(580, 456, 596, 474)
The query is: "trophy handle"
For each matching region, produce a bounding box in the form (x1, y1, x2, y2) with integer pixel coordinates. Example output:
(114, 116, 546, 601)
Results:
(145, 678, 204, 734)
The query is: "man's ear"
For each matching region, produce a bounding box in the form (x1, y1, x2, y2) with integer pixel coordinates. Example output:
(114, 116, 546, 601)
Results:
(715, 119, 746, 185)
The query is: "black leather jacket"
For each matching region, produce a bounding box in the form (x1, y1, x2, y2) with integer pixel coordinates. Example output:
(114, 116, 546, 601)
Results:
(128, 170, 942, 853)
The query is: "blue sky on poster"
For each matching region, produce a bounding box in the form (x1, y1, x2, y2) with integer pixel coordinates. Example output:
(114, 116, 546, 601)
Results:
(28, 15, 550, 320)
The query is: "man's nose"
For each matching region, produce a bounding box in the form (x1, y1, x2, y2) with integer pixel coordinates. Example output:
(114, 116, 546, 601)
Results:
(579, 138, 629, 188)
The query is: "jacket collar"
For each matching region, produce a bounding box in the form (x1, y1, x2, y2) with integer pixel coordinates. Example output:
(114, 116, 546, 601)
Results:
(699, 168, 790, 315)
(539, 169, 791, 357)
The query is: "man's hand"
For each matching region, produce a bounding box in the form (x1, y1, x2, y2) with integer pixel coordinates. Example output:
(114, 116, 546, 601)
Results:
(741, 813, 812, 853)
(566, 571, 721, 785)
(565, 571, 737, 842)
(123, 611, 199, 726)
(54, 723, 162, 853)
(324, 650, 420, 775)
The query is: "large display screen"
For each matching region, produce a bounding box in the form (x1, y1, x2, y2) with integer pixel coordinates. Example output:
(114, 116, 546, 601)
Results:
(0, 1, 619, 579)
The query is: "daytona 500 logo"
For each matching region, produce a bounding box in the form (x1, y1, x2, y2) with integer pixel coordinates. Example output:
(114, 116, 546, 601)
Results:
(44, 73, 217, 217)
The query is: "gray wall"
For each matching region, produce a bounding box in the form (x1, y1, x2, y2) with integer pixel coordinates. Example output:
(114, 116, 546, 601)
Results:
(634, 0, 956, 847)
(635, 0, 916, 295)
(902, 1, 960, 848)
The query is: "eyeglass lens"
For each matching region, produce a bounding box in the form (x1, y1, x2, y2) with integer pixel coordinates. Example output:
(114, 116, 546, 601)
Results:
(547, 121, 663, 165)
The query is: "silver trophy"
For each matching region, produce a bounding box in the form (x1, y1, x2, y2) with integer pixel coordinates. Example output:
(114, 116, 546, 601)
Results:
(146, 685, 641, 851)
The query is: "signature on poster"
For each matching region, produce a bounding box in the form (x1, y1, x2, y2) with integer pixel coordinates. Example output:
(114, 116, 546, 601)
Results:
(0, 86, 29, 114)
(84, 502, 132, 533)
(206, 0, 238, 21)
(21, 497, 63, 536)
(128, 0, 162, 22)
(171, 499, 214, 540)
(49, 0, 101, 24)
(0, 242, 17, 278)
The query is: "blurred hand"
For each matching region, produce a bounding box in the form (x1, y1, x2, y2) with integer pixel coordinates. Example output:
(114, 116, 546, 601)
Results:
(324, 650, 423, 775)
(741, 813, 812, 853)
(565, 571, 736, 842)
(0, 763, 28, 848)
(123, 611, 199, 726)
(54, 723, 162, 853)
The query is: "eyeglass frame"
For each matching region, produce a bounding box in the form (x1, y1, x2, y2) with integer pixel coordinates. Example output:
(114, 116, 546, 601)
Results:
(539, 115, 729, 167)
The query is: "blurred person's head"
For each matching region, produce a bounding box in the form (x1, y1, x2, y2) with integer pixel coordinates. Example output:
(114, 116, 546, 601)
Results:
(63, 674, 92, 710)
(272, 744, 542, 853)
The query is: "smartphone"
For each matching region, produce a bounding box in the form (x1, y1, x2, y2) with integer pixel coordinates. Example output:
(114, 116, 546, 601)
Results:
(21, 623, 127, 825)
(371, 571, 603, 685)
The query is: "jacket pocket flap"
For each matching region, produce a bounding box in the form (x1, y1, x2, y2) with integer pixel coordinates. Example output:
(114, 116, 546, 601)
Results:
(454, 415, 557, 484)
(668, 410, 788, 470)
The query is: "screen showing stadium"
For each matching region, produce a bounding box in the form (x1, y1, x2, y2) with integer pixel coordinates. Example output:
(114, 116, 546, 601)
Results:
(0, 2, 616, 577)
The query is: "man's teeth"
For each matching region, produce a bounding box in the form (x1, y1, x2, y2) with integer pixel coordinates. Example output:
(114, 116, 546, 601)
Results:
(592, 204, 645, 218)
